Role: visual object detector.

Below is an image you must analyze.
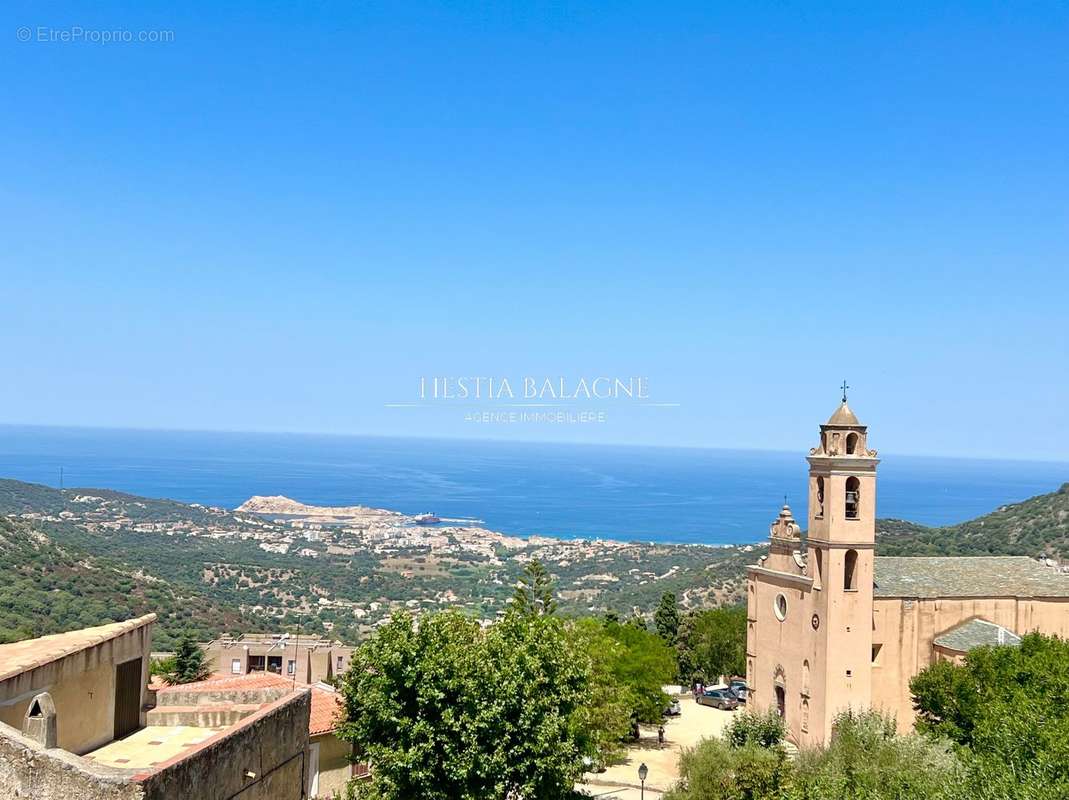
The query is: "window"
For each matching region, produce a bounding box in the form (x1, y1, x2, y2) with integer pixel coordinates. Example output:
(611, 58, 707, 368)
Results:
(337, 655, 344, 670)
(287, 659, 296, 675)
(774, 593, 788, 621)
(871, 644, 883, 665)
(231, 658, 242, 675)
(815, 477, 825, 518)
(814, 548, 823, 589)
(846, 432, 858, 455)
(844, 549, 858, 590)
(845, 476, 860, 519)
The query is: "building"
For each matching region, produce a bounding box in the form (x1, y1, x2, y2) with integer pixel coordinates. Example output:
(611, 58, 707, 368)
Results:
(204, 633, 353, 685)
(183, 671, 369, 799)
(308, 682, 369, 799)
(746, 397, 1069, 746)
(0, 616, 311, 800)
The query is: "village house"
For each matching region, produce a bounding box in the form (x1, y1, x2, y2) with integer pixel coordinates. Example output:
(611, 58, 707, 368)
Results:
(0, 615, 311, 799)
(203, 633, 354, 685)
(746, 396, 1069, 745)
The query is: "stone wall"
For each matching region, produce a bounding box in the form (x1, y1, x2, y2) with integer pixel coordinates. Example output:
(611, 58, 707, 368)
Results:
(0, 721, 144, 800)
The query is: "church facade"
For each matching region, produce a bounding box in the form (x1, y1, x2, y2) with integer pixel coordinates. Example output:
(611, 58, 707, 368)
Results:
(745, 398, 1069, 746)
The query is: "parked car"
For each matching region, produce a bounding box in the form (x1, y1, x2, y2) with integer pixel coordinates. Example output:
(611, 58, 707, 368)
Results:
(696, 688, 739, 711)
(664, 699, 682, 716)
(728, 680, 748, 703)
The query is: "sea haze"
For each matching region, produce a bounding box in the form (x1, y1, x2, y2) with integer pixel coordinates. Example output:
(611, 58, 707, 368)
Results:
(0, 426, 1065, 545)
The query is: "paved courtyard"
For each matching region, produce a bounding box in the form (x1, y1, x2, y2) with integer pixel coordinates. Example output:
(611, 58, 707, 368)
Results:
(85, 725, 222, 769)
(580, 694, 738, 798)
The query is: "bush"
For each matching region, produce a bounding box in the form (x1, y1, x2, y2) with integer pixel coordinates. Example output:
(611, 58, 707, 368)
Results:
(725, 708, 786, 750)
(666, 737, 792, 800)
(790, 709, 960, 800)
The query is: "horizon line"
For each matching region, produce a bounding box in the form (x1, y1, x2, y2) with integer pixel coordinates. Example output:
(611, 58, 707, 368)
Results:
(2, 420, 1068, 467)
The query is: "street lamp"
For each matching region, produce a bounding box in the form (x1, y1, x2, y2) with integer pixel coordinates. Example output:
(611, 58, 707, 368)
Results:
(638, 762, 649, 800)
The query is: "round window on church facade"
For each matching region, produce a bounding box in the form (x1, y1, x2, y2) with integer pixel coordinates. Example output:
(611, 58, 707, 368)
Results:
(774, 593, 788, 621)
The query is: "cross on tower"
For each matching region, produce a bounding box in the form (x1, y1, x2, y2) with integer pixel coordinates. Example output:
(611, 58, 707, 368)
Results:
(841, 380, 849, 403)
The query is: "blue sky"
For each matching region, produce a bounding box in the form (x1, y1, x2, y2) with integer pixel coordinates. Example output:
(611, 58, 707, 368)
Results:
(1, 1, 1067, 459)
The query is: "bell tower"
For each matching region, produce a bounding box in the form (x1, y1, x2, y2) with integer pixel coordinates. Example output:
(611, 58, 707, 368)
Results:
(805, 382, 878, 741)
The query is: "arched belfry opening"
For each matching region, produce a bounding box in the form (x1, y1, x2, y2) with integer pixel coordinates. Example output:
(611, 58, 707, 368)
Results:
(846, 432, 859, 454)
(844, 549, 858, 590)
(815, 476, 825, 518)
(845, 476, 860, 519)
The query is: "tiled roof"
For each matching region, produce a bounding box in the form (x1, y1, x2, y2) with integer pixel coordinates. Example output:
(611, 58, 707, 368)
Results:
(933, 619, 1022, 653)
(309, 685, 344, 736)
(874, 556, 1069, 598)
(157, 672, 293, 693)
(0, 614, 157, 682)
(160, 671, 344, 735)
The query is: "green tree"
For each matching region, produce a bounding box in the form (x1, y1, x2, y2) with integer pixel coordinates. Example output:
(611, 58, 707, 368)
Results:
(676, 606, 746, 684)
(511, 559, 557, 616)
(911, 633, 1069, 797)
(574, 618, 676, 726)
(149, 653, 177, 678)
(161, 634, 212, 684)
(654, 591, 681, 646)
(337, 609, 593, 800)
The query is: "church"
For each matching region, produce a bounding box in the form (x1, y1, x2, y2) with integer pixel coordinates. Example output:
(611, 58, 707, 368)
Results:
(745, 394, 1069, 745)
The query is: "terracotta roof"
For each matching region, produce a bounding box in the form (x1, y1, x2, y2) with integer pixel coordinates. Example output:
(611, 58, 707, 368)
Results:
(309, 685, 344, 736)
(159, 672, 344, 736)
(874, 556, 1069, 598)
(934, 619, 1022, 653)
(826, 401, 861, 427)
(158, 672, 293, 693)
(0, 614, 157, 683)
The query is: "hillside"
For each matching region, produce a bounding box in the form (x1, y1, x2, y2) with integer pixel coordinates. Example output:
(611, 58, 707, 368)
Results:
(1, 476, 1066, 652)
(0, 516, 261, 649)
(876, 482, 1069, 558)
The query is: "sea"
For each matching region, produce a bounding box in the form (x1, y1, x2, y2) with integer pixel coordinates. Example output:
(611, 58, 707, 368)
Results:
(0, 425, 1066, 546)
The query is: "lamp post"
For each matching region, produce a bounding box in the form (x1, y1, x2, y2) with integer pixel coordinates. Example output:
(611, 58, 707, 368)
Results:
(638, 762, 648, 800)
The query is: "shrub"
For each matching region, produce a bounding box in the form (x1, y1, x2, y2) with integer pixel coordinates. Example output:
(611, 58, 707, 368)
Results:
(789, 709, 960, 800)
(725, 708, 786, 750)
(666, 737, 792, 800)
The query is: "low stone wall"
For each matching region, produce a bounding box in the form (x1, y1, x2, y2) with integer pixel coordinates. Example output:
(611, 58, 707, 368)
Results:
(0, 721, 144, 800)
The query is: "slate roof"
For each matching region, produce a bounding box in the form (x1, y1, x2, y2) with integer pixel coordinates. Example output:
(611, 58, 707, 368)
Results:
(873, 556, 1069, 598)
(0, 614, 157, 683)
(933, 619, 1022, 653)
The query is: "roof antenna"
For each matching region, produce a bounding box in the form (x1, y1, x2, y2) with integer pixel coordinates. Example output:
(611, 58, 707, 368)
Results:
(841, 380, 850, 403)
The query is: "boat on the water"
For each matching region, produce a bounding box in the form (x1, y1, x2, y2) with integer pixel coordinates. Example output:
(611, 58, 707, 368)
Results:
(412, 513, 440, 525)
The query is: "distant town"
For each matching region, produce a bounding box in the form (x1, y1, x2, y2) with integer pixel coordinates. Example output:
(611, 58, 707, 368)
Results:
(6, 481, 755, 639)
